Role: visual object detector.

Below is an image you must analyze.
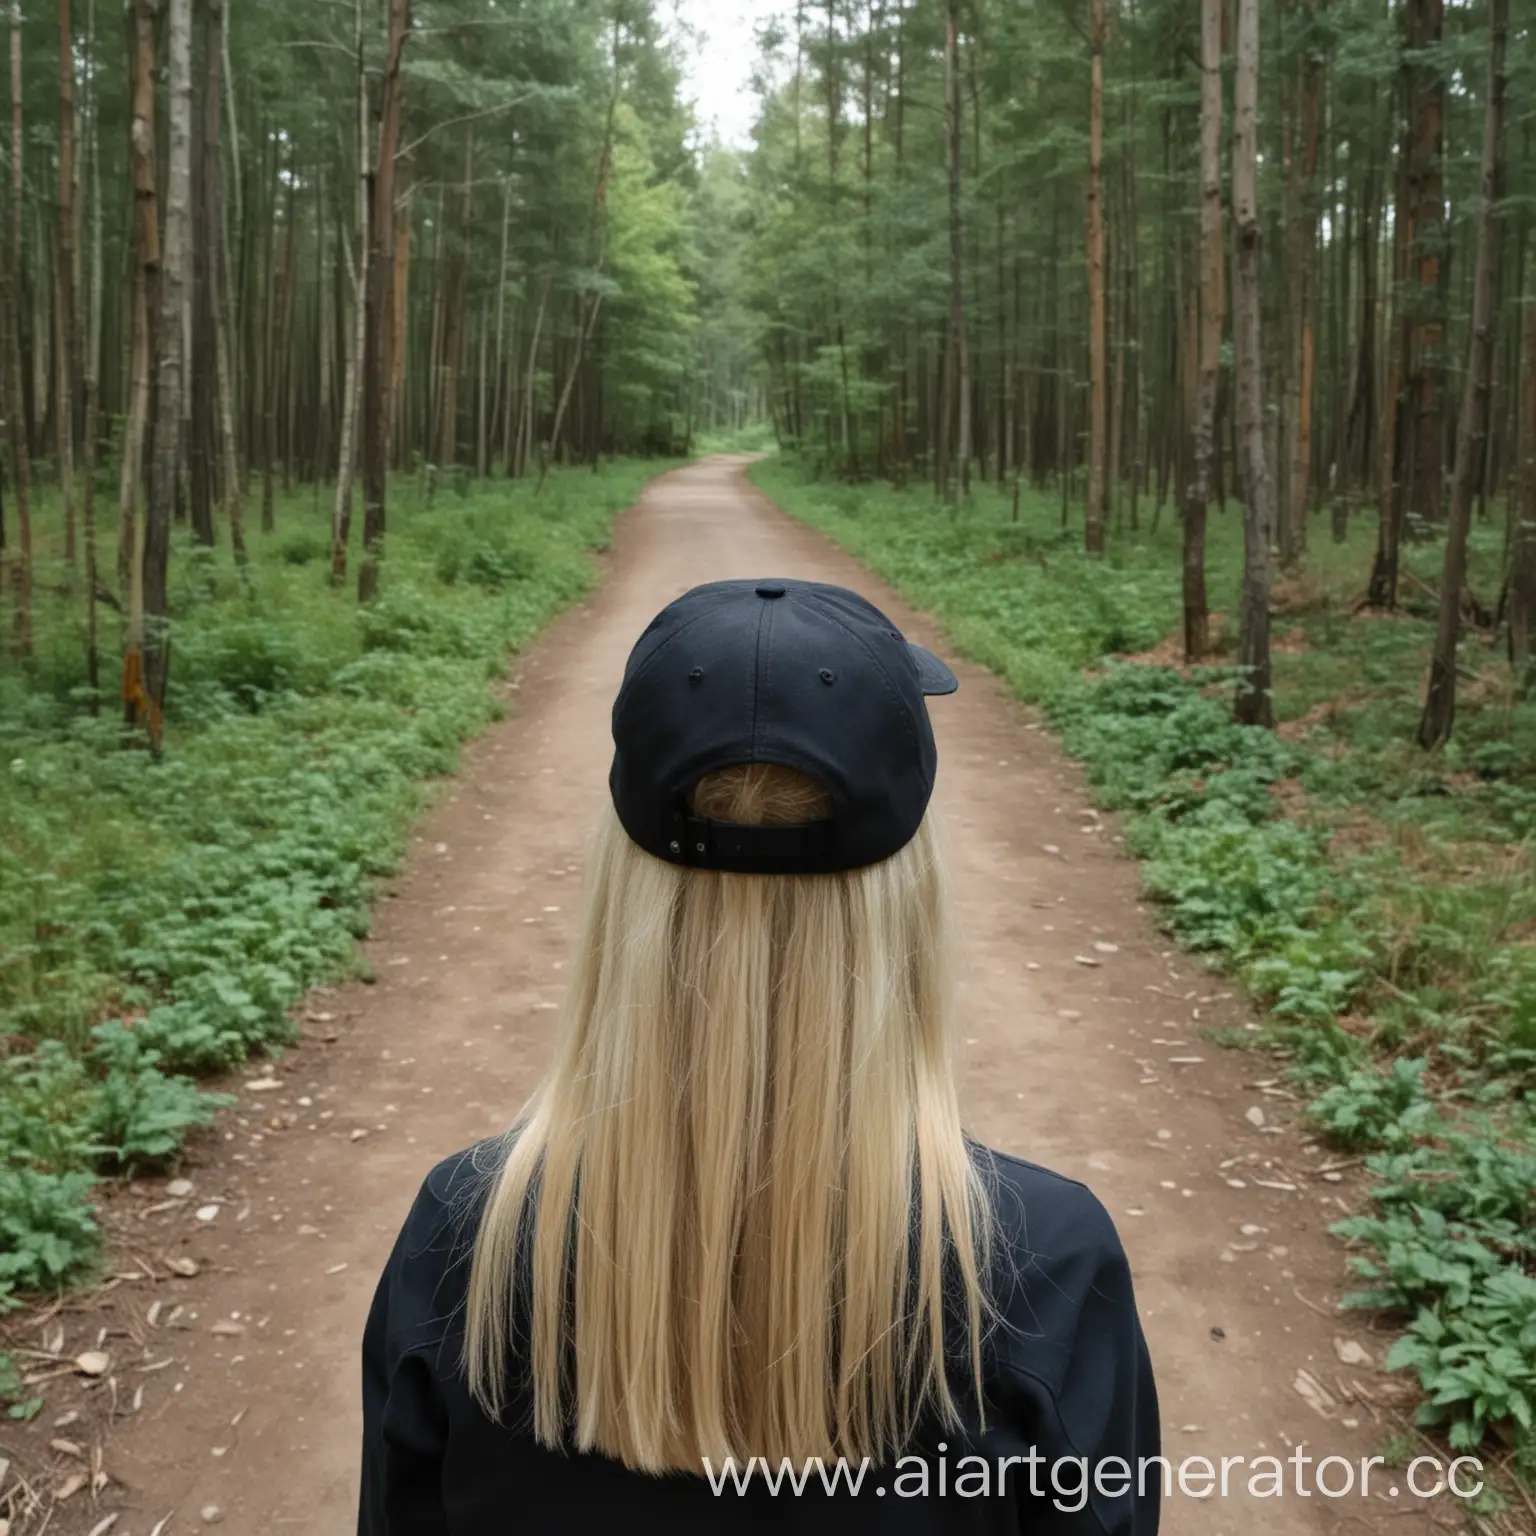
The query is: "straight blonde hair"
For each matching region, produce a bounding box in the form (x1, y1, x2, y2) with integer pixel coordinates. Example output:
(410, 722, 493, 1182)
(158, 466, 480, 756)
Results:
(464, 764, 991, 1473)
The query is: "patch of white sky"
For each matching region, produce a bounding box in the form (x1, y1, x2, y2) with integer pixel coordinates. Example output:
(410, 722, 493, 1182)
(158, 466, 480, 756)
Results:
(671, 0, 787, 148)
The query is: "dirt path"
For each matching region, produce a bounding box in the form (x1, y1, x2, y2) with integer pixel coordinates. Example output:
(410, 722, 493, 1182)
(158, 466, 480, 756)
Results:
(26, 459, 1457, 1535)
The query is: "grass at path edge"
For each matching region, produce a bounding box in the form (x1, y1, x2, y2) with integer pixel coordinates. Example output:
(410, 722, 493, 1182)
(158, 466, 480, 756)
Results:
(0, 461, 669, 1344)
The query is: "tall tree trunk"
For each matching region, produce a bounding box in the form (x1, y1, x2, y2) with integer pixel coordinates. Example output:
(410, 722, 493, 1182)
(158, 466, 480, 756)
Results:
(389, 164, 412, 469)
(188, 0, 216, 548)
(1341, 99, 1380, 501)
(490, 170, 511, 473)
(207, 0, 243, 565)
(1418, 0, 1506, 749)
(938, 0, 961, 502)
(475, 297, 489, 477)
(5, 0, 32, 658)
(258, 148, 279, 532)
(1369, 87, 1413, 608)
(823, 0, 858, 478)
(1280, 0, 1321, 569)
(276, 173, 297, 491)
(208, 0, 244, 565)
(56, 0, 78, 565)
(1509, 285, 1536, 692)
(1084, 0, 1107, 553)
(1370, 0, 1447, 606)
(1183, 0, 1223, 662)
(121, 0, 159, 732)
(332, 0, 367, 583)
(272, 170, 297, 494)
(358, 0, 411, 603)
(517, 273, 549, 478)
(1232, 0, 1274, 728)
(140, 0, 192, 749)
(435, 128, 473, 473)
(80, 0, 100, 698)
(1403, 0, 1446, 536)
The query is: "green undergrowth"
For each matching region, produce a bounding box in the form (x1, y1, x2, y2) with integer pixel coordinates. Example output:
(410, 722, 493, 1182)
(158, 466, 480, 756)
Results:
(0, 461, 661, 1318)
(756, 458, 1536, 1480)
(694, 422, 779, 455)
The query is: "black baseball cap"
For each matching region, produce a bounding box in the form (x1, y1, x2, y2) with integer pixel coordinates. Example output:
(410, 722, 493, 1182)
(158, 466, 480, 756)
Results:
(609, 579, 958, 875)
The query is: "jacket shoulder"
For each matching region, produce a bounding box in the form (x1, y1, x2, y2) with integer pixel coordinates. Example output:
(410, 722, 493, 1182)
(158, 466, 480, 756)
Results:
(977, 1146, 1124, 1260)
(972, 1145, 1136, 1396)
(377, 1140, 506, 1344)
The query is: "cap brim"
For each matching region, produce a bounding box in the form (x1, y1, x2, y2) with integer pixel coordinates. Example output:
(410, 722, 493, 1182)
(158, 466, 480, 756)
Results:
(910, 642, 959, 696)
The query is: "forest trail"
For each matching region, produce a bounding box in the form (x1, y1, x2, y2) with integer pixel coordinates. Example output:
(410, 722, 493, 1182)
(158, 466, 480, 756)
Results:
(60, 460, 1451, 1536)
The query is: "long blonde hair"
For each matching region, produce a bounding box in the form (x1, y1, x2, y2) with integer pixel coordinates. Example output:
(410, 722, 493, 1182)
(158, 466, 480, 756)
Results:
(465, 763, 991, 1472)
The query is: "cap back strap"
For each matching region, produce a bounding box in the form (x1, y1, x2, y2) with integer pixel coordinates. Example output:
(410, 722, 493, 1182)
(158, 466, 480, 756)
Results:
(672, 813, 831, 868)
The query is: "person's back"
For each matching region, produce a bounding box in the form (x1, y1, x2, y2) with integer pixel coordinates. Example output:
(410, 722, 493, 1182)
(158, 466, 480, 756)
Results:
(360, 579, 1160, 1533)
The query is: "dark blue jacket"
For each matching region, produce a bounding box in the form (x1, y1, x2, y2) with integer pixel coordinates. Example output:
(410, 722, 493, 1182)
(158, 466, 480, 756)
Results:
(360, 1143, 1160, 1534)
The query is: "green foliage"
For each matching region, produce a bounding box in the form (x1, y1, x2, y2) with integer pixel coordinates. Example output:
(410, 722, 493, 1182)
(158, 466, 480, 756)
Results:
(695, 422, 778, 455)
(1385, 1276, 1536, 1458)
(1306, 1059, 1438, 1150)
(758, 458, 1536, 1470)
(86, 1024, 235, 1170)
(0, 1346, 41, 1421)
(0, 1170, 101, 1293)
(0, 464, 657, 1291)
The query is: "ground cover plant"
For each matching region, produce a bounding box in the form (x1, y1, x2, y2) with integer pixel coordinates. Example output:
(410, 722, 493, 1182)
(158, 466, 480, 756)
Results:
(755, 457, 1536, 1483)
(0, 464, 656, 1329)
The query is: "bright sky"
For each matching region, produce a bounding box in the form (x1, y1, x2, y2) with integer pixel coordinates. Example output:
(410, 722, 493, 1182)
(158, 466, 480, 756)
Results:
(675, 0, 784, 147)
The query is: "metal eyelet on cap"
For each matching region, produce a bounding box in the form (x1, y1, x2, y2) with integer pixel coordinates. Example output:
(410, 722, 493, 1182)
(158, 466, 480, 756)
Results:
(689, 667, 704, 685)
(820, 669, 836, 686)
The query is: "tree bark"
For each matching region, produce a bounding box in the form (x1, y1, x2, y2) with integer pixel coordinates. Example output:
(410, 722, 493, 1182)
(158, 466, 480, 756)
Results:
(358, 0, 410, 602)
(490, 169, 511, 474)
(1231, 0, 1274, 728)
(55, 0, 78, 565)
(121, 0, 159, 733)
(1279, 0, 1321, 569)
(332, 0, 367, 582)
(434, 127, 473, 473)
(1369, 0, 1447, 607)
(1084, 0, 1107, 553)
(4, 0, 32, 657)
(188, 0, 217, 547)
(517, 273, 549, 478)
(1418, 0, 1506, 749)
(1183, 0, 1223, 663)
(201, 0, 243, 563)
(1341, 100, 1380, 499)
(1509, 283, 1536, 692)
(140, 0, 191, 748)
(80, 0, 100, 697)
(938, 0, 962, 502)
